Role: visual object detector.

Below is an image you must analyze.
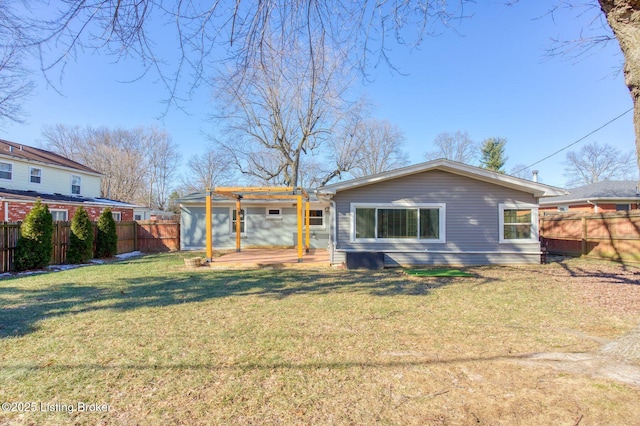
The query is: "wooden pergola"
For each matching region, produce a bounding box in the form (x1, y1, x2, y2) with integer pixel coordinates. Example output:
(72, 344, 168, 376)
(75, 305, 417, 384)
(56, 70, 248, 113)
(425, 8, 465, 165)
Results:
(205, 186, 311, 263)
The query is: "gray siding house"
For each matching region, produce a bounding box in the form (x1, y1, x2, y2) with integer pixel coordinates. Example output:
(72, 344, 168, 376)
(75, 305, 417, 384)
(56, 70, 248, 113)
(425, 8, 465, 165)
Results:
(178, 159, 566, 266)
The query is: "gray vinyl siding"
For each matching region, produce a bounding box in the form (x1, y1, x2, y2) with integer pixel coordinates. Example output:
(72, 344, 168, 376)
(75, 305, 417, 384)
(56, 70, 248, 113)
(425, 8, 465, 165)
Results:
(180, 203, 329, 250)
(332, 170, 541, 265)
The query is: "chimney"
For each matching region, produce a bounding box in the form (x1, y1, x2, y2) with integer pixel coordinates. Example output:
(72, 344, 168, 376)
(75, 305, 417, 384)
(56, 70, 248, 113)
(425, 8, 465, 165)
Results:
(532, 170, 539, 182)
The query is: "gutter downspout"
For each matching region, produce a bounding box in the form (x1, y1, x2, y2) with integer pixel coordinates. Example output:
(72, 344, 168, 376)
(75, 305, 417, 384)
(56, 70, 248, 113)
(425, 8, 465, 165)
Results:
(587, 200, 598, 213)
(330, 199, 337, 265)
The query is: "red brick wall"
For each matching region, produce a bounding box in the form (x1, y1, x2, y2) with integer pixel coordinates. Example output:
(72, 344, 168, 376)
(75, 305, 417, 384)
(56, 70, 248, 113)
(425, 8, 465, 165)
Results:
(0, 201, 133, 222)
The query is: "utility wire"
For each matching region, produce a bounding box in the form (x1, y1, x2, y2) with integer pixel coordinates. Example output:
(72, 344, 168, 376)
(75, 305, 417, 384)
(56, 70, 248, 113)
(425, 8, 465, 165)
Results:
(513, 107, 634, 175)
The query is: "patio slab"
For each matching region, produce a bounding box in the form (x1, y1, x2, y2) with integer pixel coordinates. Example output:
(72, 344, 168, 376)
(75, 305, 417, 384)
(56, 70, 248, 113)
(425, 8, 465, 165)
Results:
(209, 248, 330, 269)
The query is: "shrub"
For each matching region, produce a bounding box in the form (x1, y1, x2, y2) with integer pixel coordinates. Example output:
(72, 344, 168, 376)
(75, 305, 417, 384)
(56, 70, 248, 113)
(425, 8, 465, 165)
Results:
(14, 200, 54, 271)
(67, 207, 94, 264)
(96, 208, 118, 258)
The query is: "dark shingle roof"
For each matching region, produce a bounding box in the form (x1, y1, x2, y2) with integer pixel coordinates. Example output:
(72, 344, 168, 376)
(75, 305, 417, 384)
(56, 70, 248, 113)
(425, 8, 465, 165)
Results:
(0, 139, 101, 175)
(540, 180, 640, 205)
(0, 188, 137, 207)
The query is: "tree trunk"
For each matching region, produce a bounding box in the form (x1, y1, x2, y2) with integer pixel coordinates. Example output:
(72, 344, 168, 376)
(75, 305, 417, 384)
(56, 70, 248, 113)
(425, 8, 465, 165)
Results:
(599, 1, 640, 170)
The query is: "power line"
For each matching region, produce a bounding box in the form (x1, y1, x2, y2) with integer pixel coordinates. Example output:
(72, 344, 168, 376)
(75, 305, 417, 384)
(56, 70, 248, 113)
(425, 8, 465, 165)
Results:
(514, 107, 634, 175)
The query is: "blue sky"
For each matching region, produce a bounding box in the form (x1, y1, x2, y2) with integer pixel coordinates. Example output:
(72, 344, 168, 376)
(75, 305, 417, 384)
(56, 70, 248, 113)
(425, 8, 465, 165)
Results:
(2, 1, 635, 188)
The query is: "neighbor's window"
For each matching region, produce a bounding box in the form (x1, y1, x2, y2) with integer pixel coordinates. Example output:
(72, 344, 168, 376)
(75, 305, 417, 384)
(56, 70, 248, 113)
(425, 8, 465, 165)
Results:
(30, 167, 42, 184)
(71, 175, 81, 195)
(232, 209, 245, 233)
(308, 209, 324, 226)
(499, 203, 538, 242)
(0, 162, 12, 180)
(111, 211, 122, 221)
(50, 209, 68, 221)
(352, 204, 445, 242)
(616, 204, 630, 211)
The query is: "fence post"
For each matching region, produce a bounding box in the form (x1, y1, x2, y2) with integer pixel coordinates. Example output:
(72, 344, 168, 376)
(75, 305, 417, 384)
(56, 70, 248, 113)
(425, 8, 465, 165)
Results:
(581, 216, 587, 256)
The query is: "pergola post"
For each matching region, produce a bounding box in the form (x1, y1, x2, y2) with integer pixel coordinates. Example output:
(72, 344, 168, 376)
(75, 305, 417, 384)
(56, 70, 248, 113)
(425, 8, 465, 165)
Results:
(305, 198, 310, 253)
(235, 197, 242, 252)
(206, 189, 213, 261)
(297, 194, 303, 262)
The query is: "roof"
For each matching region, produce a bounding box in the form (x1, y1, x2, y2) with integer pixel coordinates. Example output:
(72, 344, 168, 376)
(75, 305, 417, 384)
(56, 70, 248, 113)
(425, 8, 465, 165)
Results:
(177, 190, 324, 204)
(540, 180, 640, 205)
(0, 139, 101, 175)
(317, 159, 567, 198)
(0, 187, 139, 208)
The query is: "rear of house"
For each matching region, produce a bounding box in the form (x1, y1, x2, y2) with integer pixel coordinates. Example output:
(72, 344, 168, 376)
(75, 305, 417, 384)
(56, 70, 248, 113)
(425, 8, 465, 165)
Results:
(318, 160, 566, 266)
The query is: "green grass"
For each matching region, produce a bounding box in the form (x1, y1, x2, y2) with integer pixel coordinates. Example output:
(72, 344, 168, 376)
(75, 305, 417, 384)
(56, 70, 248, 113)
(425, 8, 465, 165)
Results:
(404, 268, 475, 277)
(0, 253, 638, 425)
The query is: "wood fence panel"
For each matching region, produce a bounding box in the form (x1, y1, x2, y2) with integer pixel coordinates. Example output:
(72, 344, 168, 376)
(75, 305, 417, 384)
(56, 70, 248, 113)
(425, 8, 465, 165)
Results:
(116, 221, 137, 254)
(136, 221, 179, 252)
(0, 223, 20, 273)
(541, 211, 640, 262)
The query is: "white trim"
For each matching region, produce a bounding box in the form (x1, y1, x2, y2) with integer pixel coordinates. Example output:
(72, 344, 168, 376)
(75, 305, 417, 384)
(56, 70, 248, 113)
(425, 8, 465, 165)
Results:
(71, 174, 81, 195)
(230, 207, 246, 235)
(350, 202, 446, 243)
(306, 208, 325, 228)
(319, 159, 567, 197)
(111, 211, 122, 221)
(499, 203, 539, 243)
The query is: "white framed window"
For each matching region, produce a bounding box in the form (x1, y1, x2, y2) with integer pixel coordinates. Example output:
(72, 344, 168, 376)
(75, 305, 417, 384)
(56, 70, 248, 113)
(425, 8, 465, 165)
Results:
(0, 162, 12, 180)
(231, 209, 245, 234)
(616, 204, 631, 211)
(30, 167, 42, 184)
(134, 214, 142, 220)
(499, 203, 538, 243)
(265, 207, 282, 219)
(111, 211, 122, 221)
(71, 175, 81, 195)
(307, 209, 324, 227)
(50, 209, 68, 221)
(351, 203, 446, 243)
(557, 205, 569, 212)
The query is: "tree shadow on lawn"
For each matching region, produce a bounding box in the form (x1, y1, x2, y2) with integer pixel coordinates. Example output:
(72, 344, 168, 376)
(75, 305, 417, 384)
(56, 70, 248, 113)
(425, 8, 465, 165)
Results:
(0, 265, 496, 339)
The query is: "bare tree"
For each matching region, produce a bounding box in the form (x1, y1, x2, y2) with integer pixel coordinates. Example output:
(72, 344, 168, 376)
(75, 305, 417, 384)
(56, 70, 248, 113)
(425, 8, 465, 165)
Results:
(425, 131, 478, 164)
(563, 141, 638, 187)
(181, 148, 235, 193)
(213, 32, 348, 187)
(348, 119, 409, 178)
(510, 164, 533, 180)
(145, 128, 181, 210)
(0, 3, 34, 126)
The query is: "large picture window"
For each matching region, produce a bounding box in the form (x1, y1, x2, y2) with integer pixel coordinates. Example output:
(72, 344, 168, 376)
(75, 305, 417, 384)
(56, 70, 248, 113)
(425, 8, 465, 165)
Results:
(499, 203, 538, 243)
(352, 203, 445, 242)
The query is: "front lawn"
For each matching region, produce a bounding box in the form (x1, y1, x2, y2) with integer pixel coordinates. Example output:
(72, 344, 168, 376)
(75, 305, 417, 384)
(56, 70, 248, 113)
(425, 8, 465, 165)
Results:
(1, 253, 639, 425)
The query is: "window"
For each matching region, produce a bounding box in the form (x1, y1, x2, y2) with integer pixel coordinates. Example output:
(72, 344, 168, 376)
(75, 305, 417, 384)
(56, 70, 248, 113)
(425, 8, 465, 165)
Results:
(50, 210, 68, 221)
(134, 214, 142, 220)
(308, 209, 324, 227)
(71, 175, 81, 195)
(499, 203, 538, 243)
(111, 211, 122, 221)
(30, 167, 42, 184)
(265, 207, 282, 219)
(0, 162, 12, 180)
(352, 203, 445, 242)
(616, 204, 630, 211)
(231, 209, 245, 233)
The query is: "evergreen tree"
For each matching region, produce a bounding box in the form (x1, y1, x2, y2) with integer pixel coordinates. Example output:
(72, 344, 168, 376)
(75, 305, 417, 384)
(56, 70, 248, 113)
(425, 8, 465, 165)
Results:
(480, 137, 508, 173)
(14, 199, 54, 271)
(67, 207, 94, 264)
(96, 208, 118, 258)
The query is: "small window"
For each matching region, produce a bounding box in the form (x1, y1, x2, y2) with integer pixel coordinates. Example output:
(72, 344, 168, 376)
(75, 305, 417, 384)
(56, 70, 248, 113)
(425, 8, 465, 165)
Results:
(111, 211, 122, 221)
(0, 162, 12, 180)
(266, 208, 282, 219)
(616, 204, 630, 211)
(499, 203, 538, 243)
(232, 209, 245, 233)
(30, 167, 42, 184)
(308, 209, 324, 227)
(557, 205, 569, 212)
(134, 214, 142, 220)
(50, 210, 68, 221)
(71, 175, 81, 195)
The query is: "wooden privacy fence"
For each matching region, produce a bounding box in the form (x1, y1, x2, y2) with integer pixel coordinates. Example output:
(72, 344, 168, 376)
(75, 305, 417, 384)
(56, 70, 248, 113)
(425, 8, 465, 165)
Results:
(0, 220, 180, 273)
(540, 211, 640, 262)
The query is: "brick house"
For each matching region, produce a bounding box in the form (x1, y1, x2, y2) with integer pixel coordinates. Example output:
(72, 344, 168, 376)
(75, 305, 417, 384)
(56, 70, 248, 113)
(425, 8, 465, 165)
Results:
(0, 139, 139, 221)
(539, 180, 640, 214)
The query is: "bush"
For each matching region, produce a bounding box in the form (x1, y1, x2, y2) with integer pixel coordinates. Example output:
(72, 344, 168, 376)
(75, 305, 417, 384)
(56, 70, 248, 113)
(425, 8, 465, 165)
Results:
(67, 207, 94, 264)
(14, 200, 54, 271)
(96, 208, 118, 258)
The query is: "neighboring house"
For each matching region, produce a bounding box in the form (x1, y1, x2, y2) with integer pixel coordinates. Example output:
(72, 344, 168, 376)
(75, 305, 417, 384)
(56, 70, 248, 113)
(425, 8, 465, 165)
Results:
(0, 139, 138, 221)
(540, 180, 640, 214)
(179, 191, 330, 250)
(179, 159, 566, 266)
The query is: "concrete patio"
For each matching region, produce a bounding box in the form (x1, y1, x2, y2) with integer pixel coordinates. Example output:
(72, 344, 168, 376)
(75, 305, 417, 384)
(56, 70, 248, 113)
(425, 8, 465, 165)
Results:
(208, 248, 330, 269)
